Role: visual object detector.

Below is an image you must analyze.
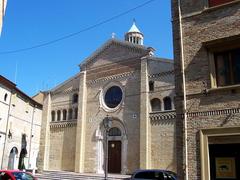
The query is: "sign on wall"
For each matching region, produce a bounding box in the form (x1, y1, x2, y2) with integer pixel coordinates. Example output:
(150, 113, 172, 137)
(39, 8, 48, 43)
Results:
(215, 157, 236, 179)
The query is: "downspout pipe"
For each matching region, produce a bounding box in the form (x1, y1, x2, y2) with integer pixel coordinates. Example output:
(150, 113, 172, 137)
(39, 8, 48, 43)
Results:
(28, 105, 36, 170)
(177, 0, 188, 180)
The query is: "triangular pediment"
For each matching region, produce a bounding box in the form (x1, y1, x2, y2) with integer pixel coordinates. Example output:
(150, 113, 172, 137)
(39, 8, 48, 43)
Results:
(80, 39, 152, 69)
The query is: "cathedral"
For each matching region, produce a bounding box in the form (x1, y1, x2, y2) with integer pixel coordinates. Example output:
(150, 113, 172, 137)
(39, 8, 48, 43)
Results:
(38, 22, 176, 174)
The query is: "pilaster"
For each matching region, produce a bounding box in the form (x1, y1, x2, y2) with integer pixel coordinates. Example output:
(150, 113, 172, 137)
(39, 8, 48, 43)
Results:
(75, 71, 87, 173)
(38, 93, 51, 172)
(139, 57, 151, 169)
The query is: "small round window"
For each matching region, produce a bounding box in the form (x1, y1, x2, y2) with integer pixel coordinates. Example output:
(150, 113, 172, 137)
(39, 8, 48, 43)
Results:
(104, 86, 123, 108)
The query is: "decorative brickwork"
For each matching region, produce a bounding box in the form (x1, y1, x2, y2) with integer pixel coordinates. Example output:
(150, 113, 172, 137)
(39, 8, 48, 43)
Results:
(87, 71, 135, 85)
(150, 110, 176, 121)
(50, 121, 77, 128)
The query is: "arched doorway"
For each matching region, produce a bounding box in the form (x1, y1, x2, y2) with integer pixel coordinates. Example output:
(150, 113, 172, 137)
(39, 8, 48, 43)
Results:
(8, 147, 18, 169)
(96, 119, 128, 174)
(18, 148, 27, 170)
(18, 134, 27, 170)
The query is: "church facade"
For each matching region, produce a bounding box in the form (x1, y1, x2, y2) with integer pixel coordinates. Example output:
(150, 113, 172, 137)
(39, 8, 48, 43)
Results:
(38, 23, 177, 174)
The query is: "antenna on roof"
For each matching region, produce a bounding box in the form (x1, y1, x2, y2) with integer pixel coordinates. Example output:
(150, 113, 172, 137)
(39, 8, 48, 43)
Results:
(14, 60, 18, 84)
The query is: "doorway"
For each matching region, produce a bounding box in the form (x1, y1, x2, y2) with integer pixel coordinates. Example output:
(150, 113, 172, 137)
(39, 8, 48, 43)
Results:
(96, 120, 128, 174)
(209, 143, 240, 180)
(108, 141, 121, 173)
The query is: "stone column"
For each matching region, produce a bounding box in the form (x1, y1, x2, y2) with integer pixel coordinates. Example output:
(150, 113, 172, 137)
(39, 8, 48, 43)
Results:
(75, 71, 87, 173)
(139, 57, 151, 169)
(38, 92, 51, 172)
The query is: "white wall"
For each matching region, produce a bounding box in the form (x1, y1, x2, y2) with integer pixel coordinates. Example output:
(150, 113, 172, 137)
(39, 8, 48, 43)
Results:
(0, 84, 11, 169)
(0, 86, 42, 170)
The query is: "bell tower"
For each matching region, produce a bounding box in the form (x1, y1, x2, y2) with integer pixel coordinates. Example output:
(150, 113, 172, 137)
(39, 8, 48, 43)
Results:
(125, 20, 144, 45)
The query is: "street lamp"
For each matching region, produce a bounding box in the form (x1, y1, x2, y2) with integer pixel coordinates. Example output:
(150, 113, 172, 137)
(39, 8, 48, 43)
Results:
(103, 115, 112, 180)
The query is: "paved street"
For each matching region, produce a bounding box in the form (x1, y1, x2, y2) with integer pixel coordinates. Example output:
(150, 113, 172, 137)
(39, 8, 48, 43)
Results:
(35, 171, 131, 180)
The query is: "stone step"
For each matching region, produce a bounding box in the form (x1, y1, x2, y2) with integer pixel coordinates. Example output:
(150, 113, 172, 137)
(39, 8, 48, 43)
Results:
(36, 170, 131, 180)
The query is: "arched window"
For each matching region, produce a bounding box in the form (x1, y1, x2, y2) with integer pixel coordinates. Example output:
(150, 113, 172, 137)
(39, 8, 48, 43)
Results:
(164, 97, 172, 110)
(72, 94, 78, 104)
(68, 109, 73, 120)
(109, 127, 121, 136)
(4, 93, 8, 101)
(57, 110, 61, 121)
(74, 108, 78, 119)
(51, 111, 55, 122)
(63, 109, 67, 120)
(151, 98, 161, 112)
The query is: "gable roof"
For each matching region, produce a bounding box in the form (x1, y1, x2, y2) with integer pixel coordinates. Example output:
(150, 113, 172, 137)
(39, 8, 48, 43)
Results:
(0, 75, 42, 108)
(79, 38, 154, 70)
(50, 72, 81, 93)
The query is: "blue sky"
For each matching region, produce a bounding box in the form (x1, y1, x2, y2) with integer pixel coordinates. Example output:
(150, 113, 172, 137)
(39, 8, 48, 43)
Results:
(0, 0, 173, 96)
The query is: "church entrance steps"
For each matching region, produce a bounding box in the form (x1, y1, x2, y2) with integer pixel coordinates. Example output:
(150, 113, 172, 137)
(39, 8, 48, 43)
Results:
(36, 170, 131, 180)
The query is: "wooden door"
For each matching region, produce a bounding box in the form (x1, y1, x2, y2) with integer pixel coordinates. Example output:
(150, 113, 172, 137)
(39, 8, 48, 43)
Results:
(108, 141, 121, 173)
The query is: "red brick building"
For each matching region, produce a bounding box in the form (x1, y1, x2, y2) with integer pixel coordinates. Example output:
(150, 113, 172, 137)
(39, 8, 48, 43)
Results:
(172, 0, 240, 179)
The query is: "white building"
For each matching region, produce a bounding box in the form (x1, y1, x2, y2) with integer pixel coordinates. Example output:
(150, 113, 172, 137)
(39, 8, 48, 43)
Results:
(0, 75, 42, 171)
(0, 0, 7, 35)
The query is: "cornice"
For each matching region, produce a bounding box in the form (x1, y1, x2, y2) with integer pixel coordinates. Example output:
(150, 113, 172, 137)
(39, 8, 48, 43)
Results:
(87, 71, 136, 85)
(52, 88, 79, 96)
(149, 70, 174, 79)
(186, 108, 240, 118)
(50, 121, 77, 129)
(150, 110, 176, 121)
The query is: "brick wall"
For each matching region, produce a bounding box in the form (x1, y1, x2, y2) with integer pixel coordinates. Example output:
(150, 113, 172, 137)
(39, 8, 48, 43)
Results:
(172, 0, 240, 179)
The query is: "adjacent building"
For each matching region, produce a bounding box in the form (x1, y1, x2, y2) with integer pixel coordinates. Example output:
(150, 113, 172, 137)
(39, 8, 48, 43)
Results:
(172, 0, 240, 179)
(38, 23, 177, 174)
(0, 75, 42, 171)
(0, 0, 7, 35)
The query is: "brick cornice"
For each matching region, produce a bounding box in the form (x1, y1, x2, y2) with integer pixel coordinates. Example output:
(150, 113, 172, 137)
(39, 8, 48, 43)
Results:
(186, 108, 240, 118)
(52, 88, 79, 96)
(148, 70, 174, 79)
(50, 121, 77, 128)
(87, 71, 135, 85)
(150, 110, 176, 121)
